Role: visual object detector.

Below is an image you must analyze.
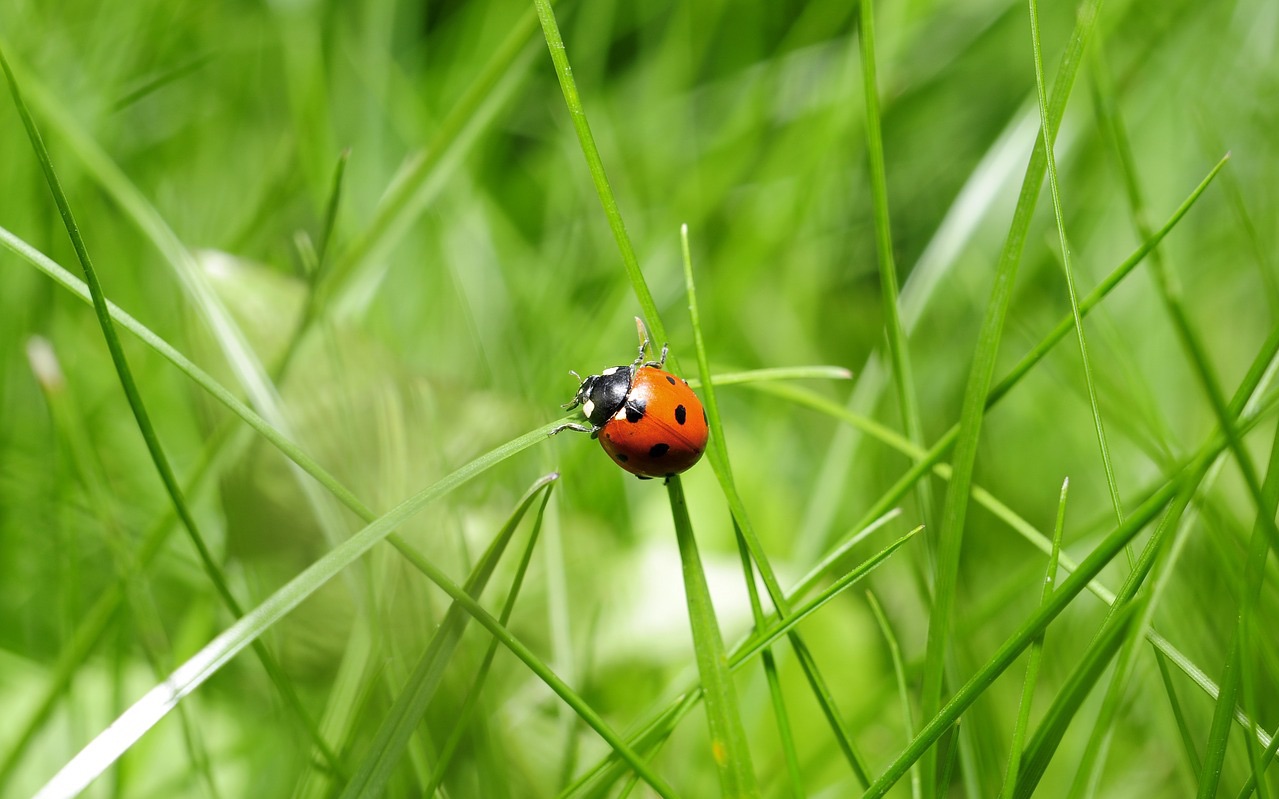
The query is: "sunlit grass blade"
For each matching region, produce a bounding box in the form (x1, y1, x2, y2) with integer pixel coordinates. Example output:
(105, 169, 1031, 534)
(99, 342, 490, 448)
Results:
(0, 44, 343, 779)
(561, 523, 920, 798)
(666, 477, 759, 797)
(1198, 418, 1279, 795)
(423, 495, 552, 796)
(999, 477, 1067, 799)
(859, 0, 934, 539)
(867, 589, 921, 799)
(686, 366, 853, 388)
(733, 521, 804, 797)
(339, 476, 556, 798)
(681, 225, 871, 784)
(1027, 0, 1123, 530)
(864, 472, 1188, 799)
(919, 1, 1103, 788)
(532, 0, 669, 350)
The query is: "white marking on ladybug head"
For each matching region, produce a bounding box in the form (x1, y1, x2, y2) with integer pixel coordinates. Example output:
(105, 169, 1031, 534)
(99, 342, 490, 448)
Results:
(614, 407, 629, 421)
(601, 366, 619, 376)
(583, 399, 596, 418)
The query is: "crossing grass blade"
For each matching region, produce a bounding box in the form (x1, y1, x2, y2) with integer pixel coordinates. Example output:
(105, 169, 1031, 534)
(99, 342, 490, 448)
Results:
(559, 524, 921, 798)
(858, 0, 934, 537)
(681, 225, 872, 784)
(999, 477, 1067, 799)
(0, 44, 343, 779)
(867, 589, 922, 799)
(666, 477, 760, 798)
(918, 2, 1104, 789)
(339, 476, 556, 798)
(1027, 0, 1124, 531)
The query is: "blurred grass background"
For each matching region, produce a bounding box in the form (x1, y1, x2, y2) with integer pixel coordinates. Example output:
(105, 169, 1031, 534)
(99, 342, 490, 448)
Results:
(0, 0, 1276, 796)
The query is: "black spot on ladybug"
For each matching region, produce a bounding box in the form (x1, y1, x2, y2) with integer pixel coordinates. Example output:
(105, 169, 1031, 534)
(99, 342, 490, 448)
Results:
(616, 453, 629, 462)
(665, 375, 676, 385)
(674, 404, 687, 425)
(625, 398, 647, 423)
(649, 443, 670, 458)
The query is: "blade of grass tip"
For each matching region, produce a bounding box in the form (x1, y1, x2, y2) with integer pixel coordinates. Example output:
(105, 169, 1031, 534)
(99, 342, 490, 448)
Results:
(532, 0, 671, 356)
(562, 521, 920, 799)
(31, 425, 554, 799)
(859, 0, 935, 538)
(867, 589, 922, 799)
(1028, 0, 1124, 532)
(276, 148, 350, 384)
(733, 520, 805, 798)
(1017, 424, 1223, 799)
(0, 46, 344, 778)
(999, 477, 1067, 799)
(919, 0, 1103, 789)
(680, 224, 872, 785)
(864, 462, 1200, 799)
(1236, 725, 1279, 799)
(666, 476, 760, 797)
(1199, 416, 1279, 796)
(1088, 33, 1277, 797)
(340, 477, 557, 798)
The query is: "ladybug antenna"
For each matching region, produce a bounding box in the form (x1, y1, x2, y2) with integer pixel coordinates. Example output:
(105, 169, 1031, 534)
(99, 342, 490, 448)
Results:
(569, 370, 582, 383)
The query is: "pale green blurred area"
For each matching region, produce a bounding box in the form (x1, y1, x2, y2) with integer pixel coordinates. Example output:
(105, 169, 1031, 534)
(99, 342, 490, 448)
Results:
(0, 0, 1276, 795)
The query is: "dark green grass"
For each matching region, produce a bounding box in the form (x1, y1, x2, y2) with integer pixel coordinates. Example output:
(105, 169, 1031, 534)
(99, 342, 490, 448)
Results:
(1, 0, 1277, 797)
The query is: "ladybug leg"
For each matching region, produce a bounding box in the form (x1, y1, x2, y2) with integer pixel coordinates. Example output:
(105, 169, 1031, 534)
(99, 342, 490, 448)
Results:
(549, 422, 596, 436)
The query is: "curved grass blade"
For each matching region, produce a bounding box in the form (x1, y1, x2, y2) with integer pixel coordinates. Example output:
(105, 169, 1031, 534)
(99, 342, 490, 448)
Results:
(340, 476, 557, 798)
(681, 226, 871, 784)
(919, 0, 1103, 789)
(998, 477, 1067, 799)
(733, 522, 804, 797)
(532, 0, 669, 351)
(560, 524, 920, 798)
(1027, 0, 1124, 532)
(685, 366, 853, 389)
(667, 477, 759, 798)
(859, 0, 934, 539)
(867, 589, 922, 799)
(865, 475, 1187, 799)
(0, 45, 341, 777)
(423, 491, 553, 796)
(31, 424, 552, 799)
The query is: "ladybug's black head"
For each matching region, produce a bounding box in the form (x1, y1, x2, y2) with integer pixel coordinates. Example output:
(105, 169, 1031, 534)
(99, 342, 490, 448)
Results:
(567, 365, 633, 427)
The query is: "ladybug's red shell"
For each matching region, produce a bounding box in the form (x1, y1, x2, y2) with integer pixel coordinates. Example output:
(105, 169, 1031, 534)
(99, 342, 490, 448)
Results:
(598, 366, 709, 479)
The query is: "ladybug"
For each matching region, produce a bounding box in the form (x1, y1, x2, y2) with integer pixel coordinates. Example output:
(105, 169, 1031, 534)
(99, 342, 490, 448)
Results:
(552, 341, 709, 480)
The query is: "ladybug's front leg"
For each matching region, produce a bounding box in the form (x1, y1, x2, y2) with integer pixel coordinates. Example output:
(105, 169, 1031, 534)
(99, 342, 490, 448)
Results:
(549, 422, 597, 436)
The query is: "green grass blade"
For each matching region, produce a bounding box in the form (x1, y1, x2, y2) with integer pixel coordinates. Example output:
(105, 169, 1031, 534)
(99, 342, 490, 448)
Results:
(30, 424, 552, 799)
(321, 7, 540, 313)
(339, 476, 556, 798)
(667, 477, 759, 797)
(859, 0, 934, 537)
(1027, 0, 1124, 530)
(681, 225, 871, 784)
(1199, 415, 1279, 795)
(686, 366, 853, 388)
(424, 494, 553, 796)
(561, 523, 919, 799)
(865, 457, 1207, 798)
(0, 44, 342, 777)
(532, 0, 668, 350)
(867, 589, 921, 799)
(999, 477, 1068, 799)
(918, 3, 1103, 789)
(733, 522, 804, 798)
